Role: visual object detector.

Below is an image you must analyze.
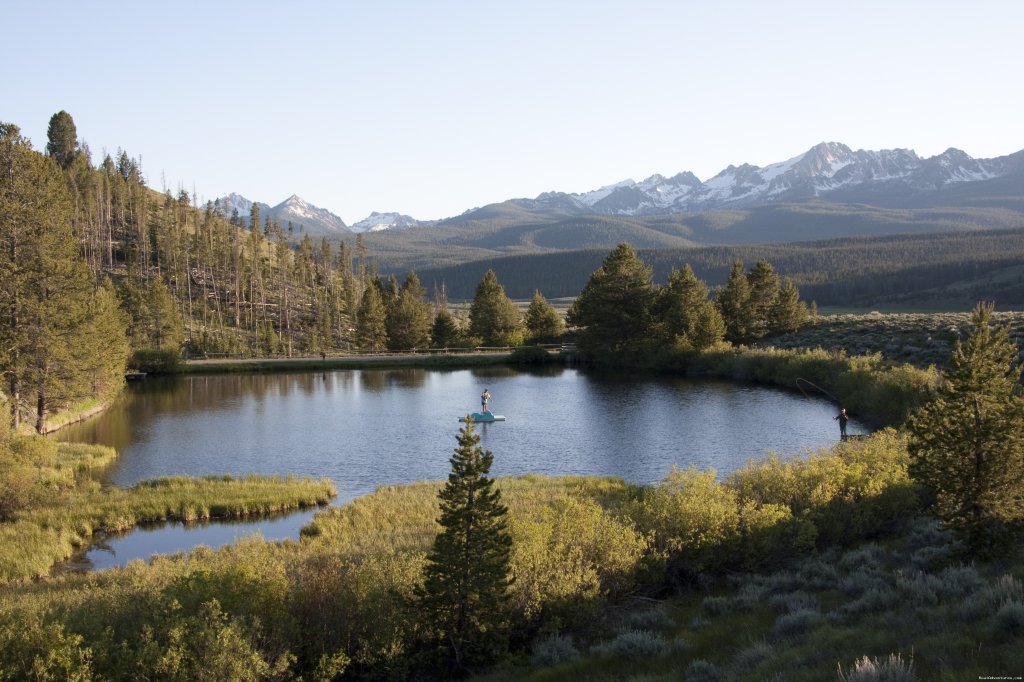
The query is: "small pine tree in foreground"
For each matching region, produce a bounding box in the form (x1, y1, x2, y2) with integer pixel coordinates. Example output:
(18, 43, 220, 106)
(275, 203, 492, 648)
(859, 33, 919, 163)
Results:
(908, 302, 1024, 548)
(416, 420, 513, 674)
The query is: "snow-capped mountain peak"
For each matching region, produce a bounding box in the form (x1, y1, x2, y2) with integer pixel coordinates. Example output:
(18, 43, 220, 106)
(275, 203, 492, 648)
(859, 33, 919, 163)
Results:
(211, 194, 350, 236)
(350, 211, 422, 233)
(514, 141, 1018, 217)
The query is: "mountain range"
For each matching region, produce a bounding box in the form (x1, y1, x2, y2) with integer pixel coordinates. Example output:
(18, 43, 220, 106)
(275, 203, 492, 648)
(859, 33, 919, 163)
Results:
(214, 141, 1024, 238)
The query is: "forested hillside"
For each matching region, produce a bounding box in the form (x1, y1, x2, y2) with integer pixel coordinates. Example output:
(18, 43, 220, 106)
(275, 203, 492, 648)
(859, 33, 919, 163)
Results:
(414, 228, 1024, 307)
(348, 199, 1024, 274)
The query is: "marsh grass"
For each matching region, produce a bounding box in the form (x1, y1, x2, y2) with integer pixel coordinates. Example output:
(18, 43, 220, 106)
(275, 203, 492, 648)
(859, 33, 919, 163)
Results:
(1, 438, 336, 582)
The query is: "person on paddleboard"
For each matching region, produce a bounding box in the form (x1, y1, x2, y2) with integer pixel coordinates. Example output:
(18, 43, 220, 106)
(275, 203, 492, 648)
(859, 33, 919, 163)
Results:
(481, 388, 492, 413)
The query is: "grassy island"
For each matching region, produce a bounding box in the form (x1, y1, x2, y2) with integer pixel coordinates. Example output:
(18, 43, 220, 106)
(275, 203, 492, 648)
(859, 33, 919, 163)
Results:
(0, 432, 335, 582)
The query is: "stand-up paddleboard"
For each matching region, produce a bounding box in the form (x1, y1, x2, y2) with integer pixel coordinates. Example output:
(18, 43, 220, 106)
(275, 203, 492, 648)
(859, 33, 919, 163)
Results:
(459, 412, 506, 423)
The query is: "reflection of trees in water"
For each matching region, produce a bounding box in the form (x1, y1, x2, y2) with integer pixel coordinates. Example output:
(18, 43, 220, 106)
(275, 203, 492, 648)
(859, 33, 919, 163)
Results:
(358, 369, 427, 392)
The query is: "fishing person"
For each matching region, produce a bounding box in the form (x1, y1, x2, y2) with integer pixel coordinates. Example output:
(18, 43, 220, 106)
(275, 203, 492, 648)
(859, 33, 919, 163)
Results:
(834, 407, 849, 439)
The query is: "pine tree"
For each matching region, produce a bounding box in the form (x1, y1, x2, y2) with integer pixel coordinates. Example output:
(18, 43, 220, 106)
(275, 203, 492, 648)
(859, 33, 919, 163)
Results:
(45, 110, 78, 169)
(567, 243, 655, 356)
(0, 124, 127, 431)
(769, 277, 809, 335)
(524, 289, 564, 342)
(908, 302, 1024, 547)
(355, 284, 388, 351)
(468, 270, 523, 346)
(386, 272, 432, 350)
(653, 265, 710, 346)
(715, 261, 752, 343)
(417, 421, 512, 673)
(689, 300, 727, 350)
(431, 309, 461, 349)
(745, 259, 781, 339)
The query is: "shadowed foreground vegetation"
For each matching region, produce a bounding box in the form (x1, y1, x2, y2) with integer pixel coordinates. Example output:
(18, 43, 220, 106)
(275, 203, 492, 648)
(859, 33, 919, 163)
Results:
(5, 426, 1019, 680)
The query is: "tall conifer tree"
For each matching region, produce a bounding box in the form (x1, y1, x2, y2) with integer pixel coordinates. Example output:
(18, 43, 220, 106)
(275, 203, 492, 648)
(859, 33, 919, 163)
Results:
(0, 124, 127, 431)
(716, 261, 752, 343)
(417, 421, 512, 672)
(908, 302, 1024, 547)
(355, 283, 388, 351)
(567, 243, 655, 356)
(468, 270, 522, 346)
(524, 289, 564, 342)
(45, 110, 78, 169)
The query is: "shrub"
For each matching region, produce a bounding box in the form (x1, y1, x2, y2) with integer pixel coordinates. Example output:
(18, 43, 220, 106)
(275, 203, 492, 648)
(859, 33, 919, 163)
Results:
(768, 590, 818, 614)
(798, 558, 840, 590)
(590, 629, 671, 659)
(772, 608, 823, 638)
(830, 587, 899, 623)
(994, 601, 1024, 637)
(631, 467, 740, 578)
(129, 348, 181, 374)
(703, 595, 733, 616)
(837, 652, 917, 681)
(510, 496, 649, 629)
(685, 658, 725, 682)
(731, 639, 774, 674)
(507, 345, 556, 365)
(894, 570, 942, 606)
(530, 632, 579, 667)
(0, 609, 93, 681)
(838, 544, 885, 573)
(621, 604, 674, 631)
(839, 569, 891, 598)
(960, 574, 1024, 621)
(935, 564, 984, 599)
(727, 581, 767, 612)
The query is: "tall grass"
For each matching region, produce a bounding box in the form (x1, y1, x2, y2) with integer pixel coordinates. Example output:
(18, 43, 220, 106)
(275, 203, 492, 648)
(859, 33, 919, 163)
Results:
(1, 435, 335, 582)
(689, 346, 939, 426)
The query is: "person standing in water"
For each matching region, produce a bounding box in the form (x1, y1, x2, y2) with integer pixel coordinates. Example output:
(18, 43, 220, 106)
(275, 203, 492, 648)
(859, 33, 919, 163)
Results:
(481, 388, 492, 413)
(834, 407, 849, 439)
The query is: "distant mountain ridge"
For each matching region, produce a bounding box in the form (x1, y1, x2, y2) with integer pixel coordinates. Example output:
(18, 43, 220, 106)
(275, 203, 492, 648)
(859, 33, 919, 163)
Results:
(496, 142, 1024, 220)
(214, 141, 1024, 238)
(214, 193, 351, 237)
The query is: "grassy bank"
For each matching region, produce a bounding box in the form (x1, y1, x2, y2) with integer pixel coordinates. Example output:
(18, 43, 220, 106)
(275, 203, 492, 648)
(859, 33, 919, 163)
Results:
(0, 436, 335, 582)
(685, 344, 940, 427)
(181, 351, 513, 374)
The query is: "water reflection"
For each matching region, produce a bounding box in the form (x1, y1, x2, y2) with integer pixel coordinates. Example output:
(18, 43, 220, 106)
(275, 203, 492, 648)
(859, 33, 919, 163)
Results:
(55, 367, 870, 572)
(55, 508, 320, 574)
(58, 367, 867, 503)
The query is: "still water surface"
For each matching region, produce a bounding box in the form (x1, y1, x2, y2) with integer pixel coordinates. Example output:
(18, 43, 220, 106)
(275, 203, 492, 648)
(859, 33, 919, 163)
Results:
(58, 367, 865, 570)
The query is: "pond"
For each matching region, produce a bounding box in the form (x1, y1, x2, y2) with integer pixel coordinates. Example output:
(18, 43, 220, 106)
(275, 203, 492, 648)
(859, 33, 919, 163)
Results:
(56, 366, 867, 569)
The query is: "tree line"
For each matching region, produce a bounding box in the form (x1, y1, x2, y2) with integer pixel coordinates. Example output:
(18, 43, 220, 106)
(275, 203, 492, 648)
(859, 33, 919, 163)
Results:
(568, 243, 809, 358)
(413, 228, 1024, 306)
(1, 110, 815, 431)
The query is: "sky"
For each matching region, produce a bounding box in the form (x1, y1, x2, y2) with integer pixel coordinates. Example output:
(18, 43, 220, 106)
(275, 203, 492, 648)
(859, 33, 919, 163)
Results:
(5, 1, 1023, 224)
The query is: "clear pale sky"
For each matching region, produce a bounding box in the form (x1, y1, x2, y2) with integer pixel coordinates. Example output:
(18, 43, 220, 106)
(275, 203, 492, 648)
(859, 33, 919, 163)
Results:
(5, 1, 1022, 223)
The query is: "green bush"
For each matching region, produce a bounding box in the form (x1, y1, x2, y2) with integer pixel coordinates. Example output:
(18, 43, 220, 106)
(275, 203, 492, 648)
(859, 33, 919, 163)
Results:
(589, 629, 673, 659)
(507, 345, 557, 365)
(685, 658, 725, 682)
(530, 632, 579, 667)
(630, 467, 740, 579)
(0, 609, 93, 682)
(129, 348, 182, 374)
(994, 601, 1024, 637)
